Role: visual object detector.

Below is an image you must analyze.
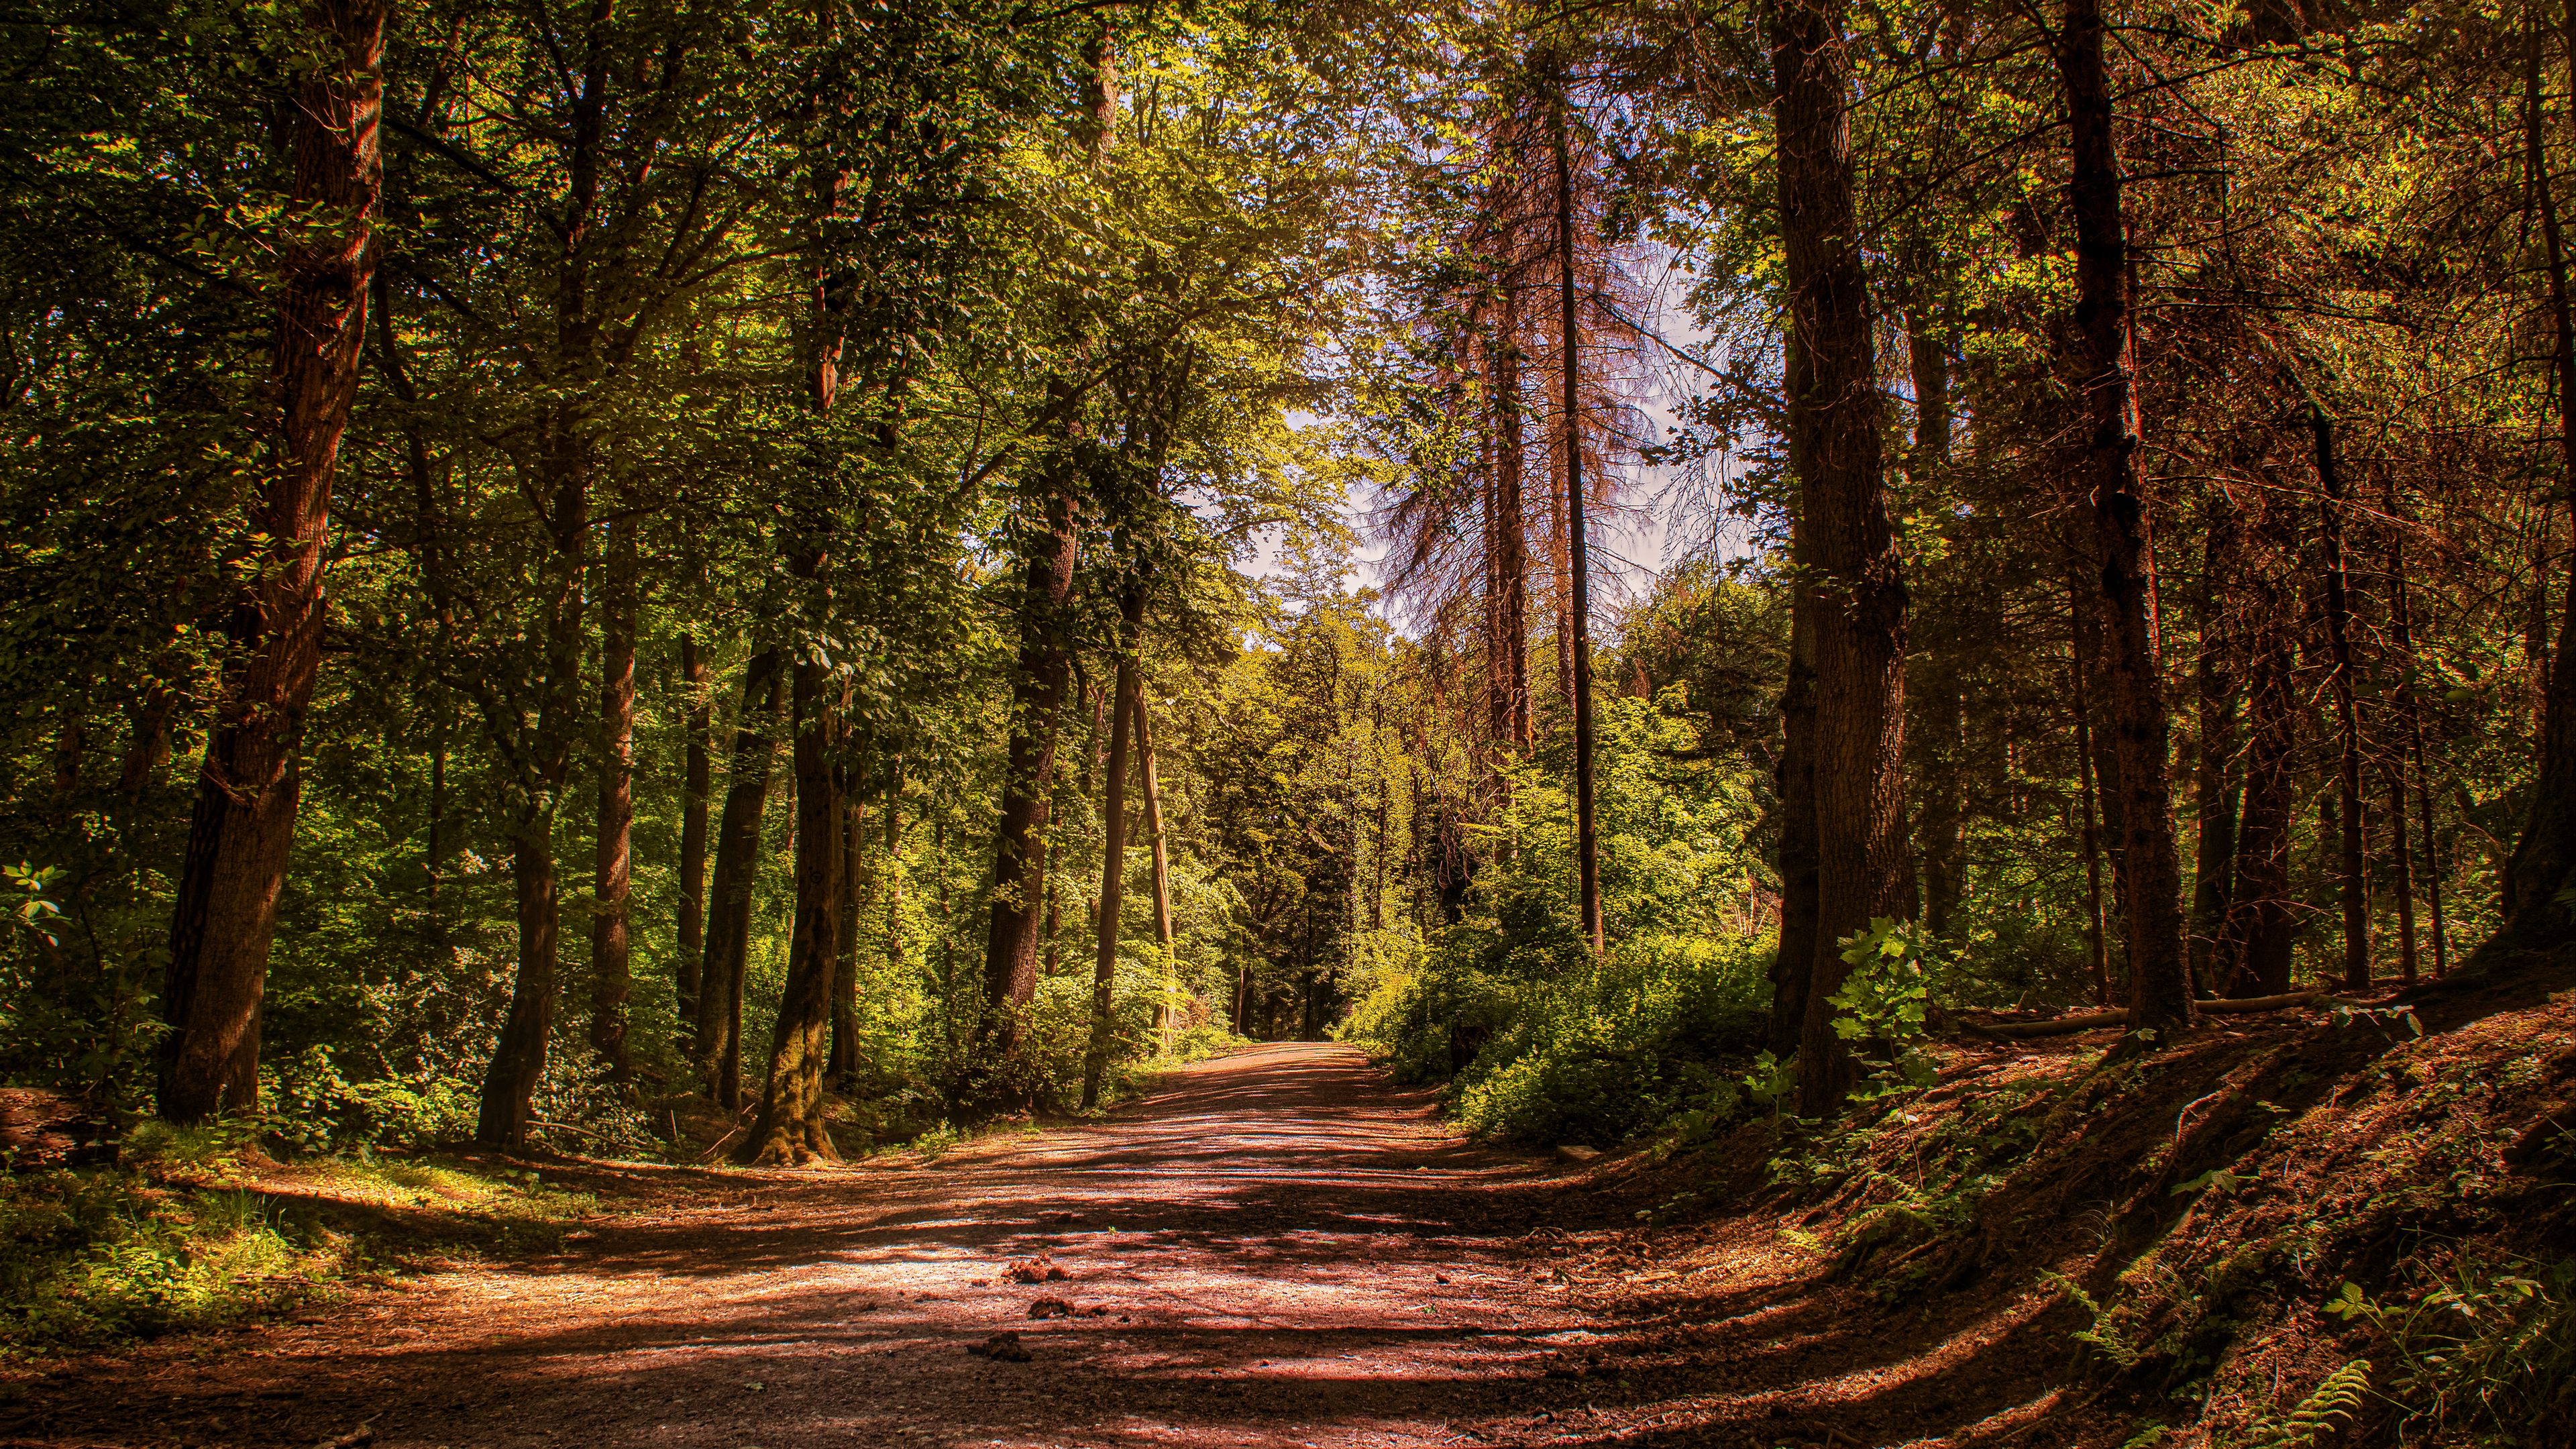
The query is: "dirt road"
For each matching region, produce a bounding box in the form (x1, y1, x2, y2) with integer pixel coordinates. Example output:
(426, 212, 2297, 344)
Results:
(7, 1044, 1633, 1448)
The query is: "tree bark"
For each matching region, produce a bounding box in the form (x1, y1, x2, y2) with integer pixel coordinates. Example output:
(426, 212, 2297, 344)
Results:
(2189, 501, 2239, 997)
(677, 636, 713, 1032)
(160, 0, 386, 1123)
(2314, 407, 2371, 989)
(830, 790, 865, 1084)
(1905, 317, 1964, 936)
(2056, 0, 2191, 1034)
(1775, 0, 1907, 1114)
(2068, 557, 2128, 983)
(1493, 286, 1532, 753)
(1134, 681, 1177, 1042)
(1083, 588, 1144, 1108)
(1551, 64, 1603, 956)
(737, 656, 844, 1165)
(2489, 13, 2576, 956)
(1769, 574, 1820, 1061)
(698, 649, 785, 1108)
(983, 482, 1078, 1058)
(2074, 646, 2112, 1008)
(589, 514, 637, 1085)
(2388, 515, 2449, 976)
(2224, 608, 2298, 996)
(474, 0, 611, 1148)
(475, 460, 588, 1148)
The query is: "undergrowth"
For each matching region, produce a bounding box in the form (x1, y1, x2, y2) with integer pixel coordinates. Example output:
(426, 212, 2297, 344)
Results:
(0, 1123, 594, 1358)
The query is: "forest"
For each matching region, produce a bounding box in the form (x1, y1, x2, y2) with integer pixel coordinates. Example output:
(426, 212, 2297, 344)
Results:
(2, 0, 2573, 1444)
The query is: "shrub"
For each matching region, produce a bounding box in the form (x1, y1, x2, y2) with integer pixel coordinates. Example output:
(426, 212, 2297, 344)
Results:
(1446, 932, 1768, 1144)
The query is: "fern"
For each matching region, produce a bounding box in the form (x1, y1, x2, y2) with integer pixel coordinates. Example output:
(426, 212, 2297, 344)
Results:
(2251, 1359, 2371, 1448)
(2043, 1270, 2144, 1368)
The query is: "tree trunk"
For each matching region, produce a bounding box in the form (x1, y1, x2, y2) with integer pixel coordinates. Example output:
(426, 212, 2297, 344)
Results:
(1133, 682, 1177, 1043)
(1769, 575, 1820, 1061)
(2489, 12, 2576, 958)
(589, 515, 637, 1085)
(2225, 614, 2298, 996)
(1494, 286, 1532, 753)
(2074, 650, 2112, 1008)
(2056, 0, 2191, 1034)
(476, 466, 588, 1148)
(885, 788, 908, 963)
(1083, 589, 1144, 1108)
(983, 482, 1078, 1057)
(699, 649, 785, 1108)
(2189, 502, 2240, 997)
(474, 0, 609, 1148)
(2388, 516, 2449, 975)
(159, 0, 386, 1124)
(2068, 559, 2129, 983)
(1550, 66, 1603, 957)
(478, 822, 559, 1148)
(2314, 407, 2371, 989)
(830, 789, 865, 1084)
(677, 636, 713, 1032)
(737, 657, 844, 1165)
(1775, 0, 1907, 1115)
(1905, 319, 1964, 936)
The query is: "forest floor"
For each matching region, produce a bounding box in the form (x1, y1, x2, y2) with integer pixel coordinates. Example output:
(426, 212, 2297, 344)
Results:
(0, 1040, 2133, 1449)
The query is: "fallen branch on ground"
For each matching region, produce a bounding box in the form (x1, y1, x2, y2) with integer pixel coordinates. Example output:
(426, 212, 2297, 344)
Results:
(1956, 990, 2329, 1039)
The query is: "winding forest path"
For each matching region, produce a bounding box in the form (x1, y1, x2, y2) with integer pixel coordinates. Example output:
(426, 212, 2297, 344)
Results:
(13, 1044, 1642, 1449)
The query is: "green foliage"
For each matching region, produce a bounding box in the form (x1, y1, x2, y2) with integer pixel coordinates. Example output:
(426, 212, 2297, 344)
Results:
(0, 1171, 327, 1354)
(2045, 1271, 2147, 1371)
(2326, 1260, 2576, 1442)
(1825, 918, 1939, 1093)
(2246, 1359, 2371, 1449)
(1448, 934, 1768, 1144)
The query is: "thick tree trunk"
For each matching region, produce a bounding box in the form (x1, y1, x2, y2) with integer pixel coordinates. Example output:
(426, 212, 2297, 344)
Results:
(2056, 0, 2191, 1034)
(2189, 503, 2240, 997)
(983, 484, 1078, 1056)
(2489, 17, 2576, 957)
(2074, 651, 2112, 1007)
(677, 637, 713, 1031)
(478, 823, 560, 1147)
(737, 657, 844, 1165)
(2314, 408, 2371, 989)
(1083, 590, 1144, 1108)
(589, 515, 637, 1085)
(1551, 78, 1603, 955)
(1775, 0, 1907, 1115)
(698, 649, 785, 1108)
(2225, 616, 2298, 996)
(160, 0, 386, 1123)
(1769, 578, 1820, 1061)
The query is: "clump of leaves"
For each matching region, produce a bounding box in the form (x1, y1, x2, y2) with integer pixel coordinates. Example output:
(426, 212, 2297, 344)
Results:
(1826, 917, 1938, 1095)
(2326, 1257, 2576, 1441)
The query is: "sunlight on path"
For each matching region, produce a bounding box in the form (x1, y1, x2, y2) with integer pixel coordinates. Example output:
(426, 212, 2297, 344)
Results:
(13, 1042, 1621, 1449)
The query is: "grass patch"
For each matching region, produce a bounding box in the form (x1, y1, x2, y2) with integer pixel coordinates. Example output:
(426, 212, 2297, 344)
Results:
(0, 1124, 598, 1358)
